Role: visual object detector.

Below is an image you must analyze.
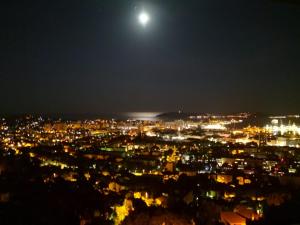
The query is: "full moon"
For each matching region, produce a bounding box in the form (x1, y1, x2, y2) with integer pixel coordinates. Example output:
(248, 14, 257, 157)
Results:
(138, 11, 150, 26)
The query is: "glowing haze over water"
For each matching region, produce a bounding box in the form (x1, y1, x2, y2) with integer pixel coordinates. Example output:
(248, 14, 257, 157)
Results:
(124, 112, 162, 121)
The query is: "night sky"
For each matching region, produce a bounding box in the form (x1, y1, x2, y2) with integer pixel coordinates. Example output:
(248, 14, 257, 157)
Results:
(1, 0, 300, 114)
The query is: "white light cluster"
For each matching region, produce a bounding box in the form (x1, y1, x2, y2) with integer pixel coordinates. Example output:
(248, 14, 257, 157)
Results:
(265, 123, 300, 135)
(202, 124, 226, 130)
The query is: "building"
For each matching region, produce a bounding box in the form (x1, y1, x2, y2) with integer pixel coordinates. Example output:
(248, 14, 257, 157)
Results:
(220, 212, 246, 225)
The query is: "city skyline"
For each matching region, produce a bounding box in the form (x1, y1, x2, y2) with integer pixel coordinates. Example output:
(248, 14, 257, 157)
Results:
(1, 112, 300, 225)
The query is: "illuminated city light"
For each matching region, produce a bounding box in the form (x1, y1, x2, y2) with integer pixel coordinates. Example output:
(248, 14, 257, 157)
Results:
(202, 123, 226, 130)
(0, 113, 299, 224)
(265, 123, 300, 135)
